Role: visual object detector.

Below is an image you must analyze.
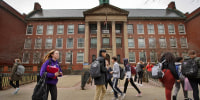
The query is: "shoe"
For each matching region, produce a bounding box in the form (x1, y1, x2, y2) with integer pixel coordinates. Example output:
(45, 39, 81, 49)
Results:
(112, 97, 119, 100)
(136, 93, 142, 97)
(139, 84, 143, 87)
(121, 93, 125, 99)
(173, 96, 176, 100)
(13, 88, 20, 94)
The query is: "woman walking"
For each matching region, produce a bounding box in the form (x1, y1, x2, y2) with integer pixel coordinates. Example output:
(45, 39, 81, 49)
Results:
(159, 52, 179, 100)
(40, 50, 63, 100)
(105, 60, 113, 90)
(122, 58, 142, 99)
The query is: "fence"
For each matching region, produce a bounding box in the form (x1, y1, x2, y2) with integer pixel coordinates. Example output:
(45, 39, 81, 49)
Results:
(0, 73, 37, 90)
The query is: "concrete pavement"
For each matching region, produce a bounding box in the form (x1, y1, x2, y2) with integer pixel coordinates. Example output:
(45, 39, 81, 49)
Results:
(0, 75, 194, 100)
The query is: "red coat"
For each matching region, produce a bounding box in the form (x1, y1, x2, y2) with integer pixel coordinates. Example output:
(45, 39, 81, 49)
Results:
(146, 64, 153, 72)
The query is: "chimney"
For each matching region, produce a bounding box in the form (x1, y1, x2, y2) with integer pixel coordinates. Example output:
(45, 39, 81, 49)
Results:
(167, 1, 176, 9)
(34, 2, 42, 11)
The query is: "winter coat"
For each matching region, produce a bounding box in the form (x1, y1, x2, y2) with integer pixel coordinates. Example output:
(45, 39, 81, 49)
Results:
(10, 62, 22, 81)
(136, 63, 144, 73)
(184, 56, 200, 78)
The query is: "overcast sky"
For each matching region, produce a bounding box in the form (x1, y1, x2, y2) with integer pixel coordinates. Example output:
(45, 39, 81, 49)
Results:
(3, 0, 200, 14)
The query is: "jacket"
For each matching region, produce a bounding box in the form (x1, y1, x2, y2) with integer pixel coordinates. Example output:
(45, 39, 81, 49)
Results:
(94, 56, 107, 85)
(10, 62, 22, 81)
(124, 59, 131, 79)
(146, 64, 153, 72)
(40, 58, 62, 85)
(106, 67, 113, 80)
(113, 62, 120, 78)
(136, 63, 144, 72)
(175, 62, 185, 81)
(184, 56, 200, 78)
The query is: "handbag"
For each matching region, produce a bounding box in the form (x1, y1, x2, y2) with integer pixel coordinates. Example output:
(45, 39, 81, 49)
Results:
(184, 78, 193, 91)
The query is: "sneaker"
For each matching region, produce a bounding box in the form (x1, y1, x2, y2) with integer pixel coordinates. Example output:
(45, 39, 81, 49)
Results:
(13, 88, 20, 94)
(136, 93, 142, 97)
(139, 84, 143, 87)
(121, 93, 126, 99)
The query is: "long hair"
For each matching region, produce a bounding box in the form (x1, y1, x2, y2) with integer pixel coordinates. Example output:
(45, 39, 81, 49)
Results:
(43, 49, 57, 63)
(159, 52, 175, 64)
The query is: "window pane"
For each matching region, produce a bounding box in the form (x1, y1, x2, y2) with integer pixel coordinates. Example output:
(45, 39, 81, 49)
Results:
(66, 52, 73, 63)
(68, 24, 74, 34)
(147, 24, 154, 34)
(178, 24, 185, 34)
(127, 24, 133, 34)
(90, 38, 97, 48)
(35, 38, 42, 49)
(116, 24, 121, 34)
(36, 25, 43, 34)
(22, 52, 30, 63)
(24, 38, 32, 49)
(159, 38, 167, 48)
(168, 24, 175, 34)
(78, 24, 85, 34)
(90, 24, 97, 34)
(78, 38, 84, 48)
(150, 52, 157, 62)
(170, 38, 177, 48)
(56, 38, 63, 48)
(128, 38, 134, 48)
(57, 25, 64, 34)
(129, 52, 135, 62)
(158, 24, 165, 34)
(45, 38, 52, 49)
(139, 52, 146, 62)
(149, 38, 156, 48)
(180, 38, 187, 48)
(27, 25, 33, 35)
(33, 52, 41, 64)
(138, 38, 145, 48)
(116, 38, 122, 48)
(92, 55, 96, 62)
(117, 55, 120, 63)
(47, 25, 54, 35)
(77, 52, 84, 63)
(67, 38, 73, 48)
(137, 24, 144, 34)
(103, 38, 110, 48)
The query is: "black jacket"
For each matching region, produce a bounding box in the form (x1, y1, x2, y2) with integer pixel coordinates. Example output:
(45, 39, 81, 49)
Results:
(94, 56, 107, 85)
(106, 67, 113, 80)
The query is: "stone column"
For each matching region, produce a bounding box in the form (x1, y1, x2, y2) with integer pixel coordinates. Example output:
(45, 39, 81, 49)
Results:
(97, 21, 101, 54)
(123, 21, 129, 59)
(112, 21, 116, 57)
(84, 22, 89, 63)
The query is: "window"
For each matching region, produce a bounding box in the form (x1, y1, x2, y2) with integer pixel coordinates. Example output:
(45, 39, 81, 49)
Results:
(149, 38, 156, 48)
(138, 38, 145, 48)
(178, 24, 185, 34)
(117, 55, 120, 63)
(46, 25, 54, 35)
(45, 38, 52, 49)
(57, 25, 64, 34)
(90, 24, 97, 34)
(182, 52, 188, 57)
(139, 52, 147, 62)
(127, 24, 133, 34)
(150, 52, 157, 62)
(56, 38, 63, 48)
(66, 52, 73, 63)
(102, 38, 110, 48)
(128, 38, 135, 48)
(168, 24, 175, 34)
(92, 55, 96, 62)
(159, 38, 167, 48)
(158, 24, 165, 34)
(78, 38, 84, 48)
(26, 25, 33, 35)
(116, 38, 122, 48)
(67, 38, 73, 48)
(147, 24, 154, 34)
(129, 52, 136, 63)
(33, 52, 41, 64)
(77, 52, 84, 63)
(35, 38, 42, 49)
(24, 38, 32, 49)
(180, 38, 188, 48)
(116, 24, 122, 34)
(90, 38, 97, 48)
(68, 24, 74, 34)
(22, 52, 30, 64)
(78, 24, 85, 34)
(36, 25, 43, 35)
(170, 38, 177, 48)
(137, 24, 144, 34)
(58, 51, 62, 63)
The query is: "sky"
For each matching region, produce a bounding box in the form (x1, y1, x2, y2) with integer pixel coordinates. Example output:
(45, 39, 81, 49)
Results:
(3, 0, 200, 14)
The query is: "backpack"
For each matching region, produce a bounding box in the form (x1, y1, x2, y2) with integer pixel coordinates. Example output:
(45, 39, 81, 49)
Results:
(175, 64, 181, 77)
(152, 60, 166, 79)
(15, 65, 25, 76)
(119, 66, 125, 80)
(90, 60, 101, 78)
(182, 59, 198, 78)
(32, 72, 47, 100)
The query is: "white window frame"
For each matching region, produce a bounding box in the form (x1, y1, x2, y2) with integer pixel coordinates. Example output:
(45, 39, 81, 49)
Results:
(45, 38, 52, 49)
(116, 37, 122, 48)
(168, 24, 175, 34)
(138, 38, 146, 48)
(77, 38, 84, 48)
(34, 38, 42, 49)
(150, 52, 157, 63)
(36, 25, 43, 35)
(149, 38, 156, 48)
(137, 24, 144, 34)
(170, 38, 177, 48)
(139, 52, 147, 62)
(26, 25, 33, 35)
(46, 25, 54, 35)
(57, 25, 64, 34)
(159, 38, 167, 48)
(147, 24, 155, 34)
(180, 38, 188, 48)
(78, 24, 85, 34)
(178, 24, 186, 34)
(66, 52, 73, 63)
(77, 52, 84, 63)
(24, 38, 32, 49)
(67, 24, 74, 34)
(22, 52, 30, 64)
(67, 38, 74, 48)
(127, 24, 133, 34)
(157, 24, 165, 34)
(129, 52, 136, 63)
(56, 38, 63, 49)
(90, 38, 97, 48)
(128, 38, 135, 48)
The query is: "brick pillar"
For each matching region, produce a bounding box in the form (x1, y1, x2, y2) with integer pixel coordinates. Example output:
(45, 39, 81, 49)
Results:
(97, 21, 101, 54)
(84, 22, 89, 63)
(123, 22, 129, 59)
(112, 21, 116, 57)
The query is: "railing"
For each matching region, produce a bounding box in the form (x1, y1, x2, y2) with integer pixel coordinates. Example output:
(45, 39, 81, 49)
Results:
(0, 73, 37, 90)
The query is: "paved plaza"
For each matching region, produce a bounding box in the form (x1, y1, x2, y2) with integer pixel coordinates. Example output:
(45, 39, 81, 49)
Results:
(0, 75, 194, 100)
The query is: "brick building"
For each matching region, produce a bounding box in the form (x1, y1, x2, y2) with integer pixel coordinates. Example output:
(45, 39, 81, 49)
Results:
(0, 0, 26, 66)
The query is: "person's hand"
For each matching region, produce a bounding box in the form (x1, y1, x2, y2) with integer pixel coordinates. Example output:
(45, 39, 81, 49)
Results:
(177, 80, 181, 83)
(110, 71, 113, 74)
(55, 72, 59, 77)
(59, 72, 63, 76)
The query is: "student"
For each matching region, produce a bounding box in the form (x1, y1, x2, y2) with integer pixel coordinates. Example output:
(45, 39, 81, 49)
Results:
(146, 62, 153, 78)
(185, 50, 200, 100)
(173, 57, 191, 100)
(105, 60, 113, 90)
(110, 57, 124, 100)
(136, 61, 144, 86)
(40, 50, 63, 100)
(94, 49, 107, 100)
(123, 58, 142, 99)
(159, 52, 179, 100)
(9, 59, 23, 94)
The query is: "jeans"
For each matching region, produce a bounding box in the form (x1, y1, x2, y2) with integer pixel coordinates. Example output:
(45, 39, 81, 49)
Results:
(124, 78, 141, 94)
(173, 80, 188, 98)
(137, 72, 143, 84)
(10, 80, 19, 88)
(94, 85, 106, 100)
(113, 78, 122, 98)
(47, 84, 57, 100)
(188, 78, 200, 100)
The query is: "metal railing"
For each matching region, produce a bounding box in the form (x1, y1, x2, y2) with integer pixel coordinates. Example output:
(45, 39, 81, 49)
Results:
(0, 73, 37, 90)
